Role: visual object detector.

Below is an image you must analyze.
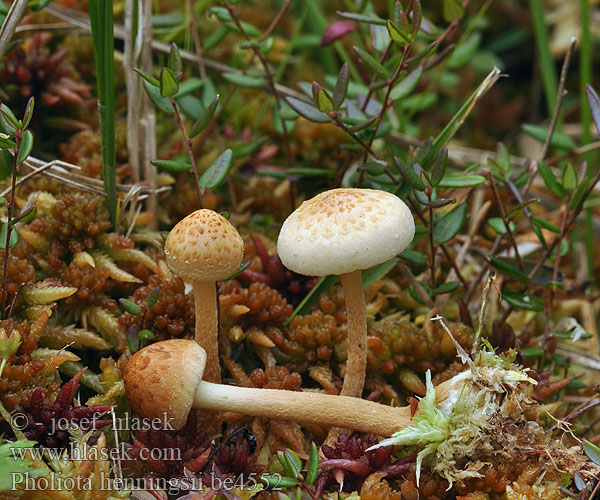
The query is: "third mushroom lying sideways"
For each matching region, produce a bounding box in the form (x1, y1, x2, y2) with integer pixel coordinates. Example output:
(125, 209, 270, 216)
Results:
(277, 188, 415, 399)
(124, 339, 599, 487)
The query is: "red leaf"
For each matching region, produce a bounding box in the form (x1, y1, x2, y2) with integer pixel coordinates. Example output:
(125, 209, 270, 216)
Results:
(322, 21, 358, 45)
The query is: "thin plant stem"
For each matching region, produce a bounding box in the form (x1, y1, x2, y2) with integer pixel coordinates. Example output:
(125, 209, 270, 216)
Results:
(363, 42, 412, 163)
(473, 270, 495, 354)
(224, 4, 292, 166)
(259, 0, 292, 41)
(542, 195, 571, 339)
(330, 114, 382, 162)
(1, 132, 22, 319)
(408, 198, 468, 292)
(488, 172, 524, 271)
(169, 97, 204, 205)
(428, 204, 436, 289)
(524, 38, 576, 195)
(188, 0, 207, 80)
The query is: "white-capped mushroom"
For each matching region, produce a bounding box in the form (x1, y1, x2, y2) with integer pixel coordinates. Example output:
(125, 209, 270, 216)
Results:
(277, 188, 414, 399)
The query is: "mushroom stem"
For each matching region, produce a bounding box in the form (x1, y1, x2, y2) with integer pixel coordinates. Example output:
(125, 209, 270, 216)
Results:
(193, 377, 459, 437)
(339, 270, 367, 398)
(192, 281, 220, 384)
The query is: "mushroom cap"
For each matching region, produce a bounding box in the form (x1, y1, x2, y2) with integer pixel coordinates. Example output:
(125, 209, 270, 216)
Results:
(277, 188, 414, 276)
(124, 339, 206, 431)
(164, 209, 244, 282)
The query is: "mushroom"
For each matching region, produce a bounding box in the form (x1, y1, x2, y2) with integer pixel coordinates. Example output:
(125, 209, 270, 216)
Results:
(164, 209, 243, 385)
(124, 339, 460, 436)
(277, 189, 414, 398)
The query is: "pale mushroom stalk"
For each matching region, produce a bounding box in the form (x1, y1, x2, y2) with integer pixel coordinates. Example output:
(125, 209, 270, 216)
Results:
(124, 339, 459, 437)
(192, 281, 219, 383)
(339, 270, 367, 397)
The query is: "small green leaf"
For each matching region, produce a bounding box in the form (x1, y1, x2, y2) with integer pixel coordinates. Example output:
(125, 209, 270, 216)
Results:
(144, 287, 159, 308)
(411, 0, 422, 34)
(27, 0, 52, 12)
(0, 223, 18, 248)
(285, 275, 339, 324)
(394, 157, 425, 190)
(167, 43, 182, 76)
(222, 72, 266, 88)
(160, 67, 179, 98)
(138, 329, 155, 346)
(317, 89, 334, 113)
(198, 149, 233, 189)
(277, 451, 293, 476)
(389, 66, 423, 101)
(362, 258, 398, 288)
(399, 249, 427, 266)
(386, 19, 410, 45)
(433, 204, 467, 243)
(353, 46, 390, 78)
(261, 475, 298, 489)
(22, 97, 34, 130)
(16, 130, 33, 165)
(306, 443, 319, 485)
(0, 104, 19, 131)
(438, 174, 486, 188)
(224, 260, 252, 281)
(336, 11, 386, 25)
(487, 217, 515, 235)
(584, 440, 600, 466)
(333, 62, 349, 109)
(530, 216, 560, 233)
(285, 167, 336, 178)
(495, 143, 511, 173)
(348, 115, 378, 132)
(9, 206, 36, 225)
(0, 197, 5, 206)
(522, 124, 576, 151)
(144, 80, 174, 114)
(134, 68, 159, 87)
(488, 256, 529, 283)
(432, 281, 460, 295)
(259, 36, 275, 54)
(120, 299, 142, 316)
(443, 0, 465, 21)
(568, 178, 589, 211)
(537, 161, 567, 198)
(0, 134, 16, 149)
(429, 148, 447, 187)
(562, 163, 577, 191)
(151, 159, 192, 172)
(189, 94, 220, 138)
(501, 291, 543, 311)
(585, 85, 600, 135)
(520, 347, 545, 358)
(284, 450, 302, 479)
(285, 97, 331, 123)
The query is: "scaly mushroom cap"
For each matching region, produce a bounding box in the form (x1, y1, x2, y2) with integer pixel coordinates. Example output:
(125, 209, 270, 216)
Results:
(164, 209, 244, 282)
(124, 339, 206, 430)
(277, 188, 414, 276)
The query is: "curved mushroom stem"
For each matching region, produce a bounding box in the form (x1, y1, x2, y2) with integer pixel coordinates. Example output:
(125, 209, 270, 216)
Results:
(339, 270, 367, 398)
(193, 376, 460, 437)
(192, 281, 220, 384)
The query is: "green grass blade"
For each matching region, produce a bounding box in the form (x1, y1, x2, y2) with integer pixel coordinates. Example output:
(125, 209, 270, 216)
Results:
(528, 0, 558, 117)
(89, 0, 117, 228)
